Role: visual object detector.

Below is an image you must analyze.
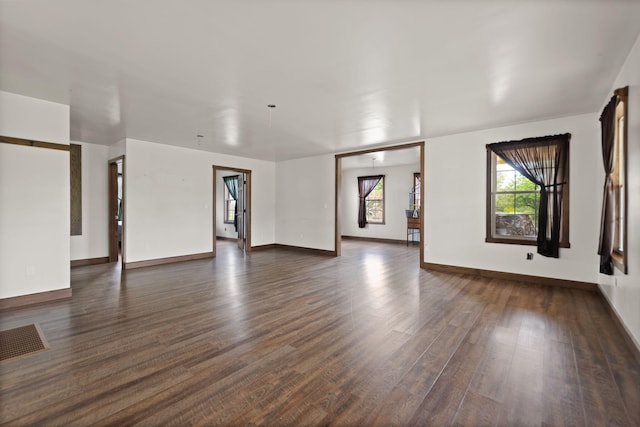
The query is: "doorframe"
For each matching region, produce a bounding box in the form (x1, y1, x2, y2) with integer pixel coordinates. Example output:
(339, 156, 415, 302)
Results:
(108, 155, 125, 268)
(212, 165, 252, 257)
(334, 141, 425, 265)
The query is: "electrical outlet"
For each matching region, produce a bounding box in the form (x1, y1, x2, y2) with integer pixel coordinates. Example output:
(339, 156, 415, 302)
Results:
(526, 253, 533, 260)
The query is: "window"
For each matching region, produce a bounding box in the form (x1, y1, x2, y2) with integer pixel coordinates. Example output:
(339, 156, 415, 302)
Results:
(358, 175, 384, 224)
(489, 155, 539, 240)
(366, 177, 385, 224)
(612, 88, 628, 272)
(599, 88, 628, 274)
(357, 175, 384, 228)
(413, 173, 421, 208)
(224, 182, 236, 224)
(486, 134, 570, 256)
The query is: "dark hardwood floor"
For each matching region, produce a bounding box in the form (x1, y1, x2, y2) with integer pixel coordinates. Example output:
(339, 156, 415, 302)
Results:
(1, 241, 639, 426)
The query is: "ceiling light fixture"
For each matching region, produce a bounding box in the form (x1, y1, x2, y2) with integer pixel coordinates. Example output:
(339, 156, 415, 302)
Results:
(197, 134, 204, 145)
(267, 104, 276, 127)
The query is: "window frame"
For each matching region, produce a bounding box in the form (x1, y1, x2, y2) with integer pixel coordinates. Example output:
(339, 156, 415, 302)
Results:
(413, 172, 421, 209)
(364, 176, 385, 225)
(611, 87, 628, 273)
(223, 183, 236, 224)
(485, 145, 570, 248)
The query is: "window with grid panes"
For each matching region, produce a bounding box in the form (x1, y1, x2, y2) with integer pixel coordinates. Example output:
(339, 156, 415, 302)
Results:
(365, 177, 385, 223)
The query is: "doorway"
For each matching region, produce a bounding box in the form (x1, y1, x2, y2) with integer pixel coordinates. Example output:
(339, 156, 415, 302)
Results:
(212, 165, 252, 257)
(108, 156, 125, 267)
(334, 141, 424, 265)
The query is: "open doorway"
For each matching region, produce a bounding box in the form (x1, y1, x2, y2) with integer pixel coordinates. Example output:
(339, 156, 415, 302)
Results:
(108, 156, 124, 267)
(335, 142, 424, 265)
(212, 165, 252, 257)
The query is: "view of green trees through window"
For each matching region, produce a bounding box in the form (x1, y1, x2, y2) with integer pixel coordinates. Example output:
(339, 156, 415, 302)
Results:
(494, 156, 539, 237)
(365, 178, 384, 223)
(224, 185, 236, 224)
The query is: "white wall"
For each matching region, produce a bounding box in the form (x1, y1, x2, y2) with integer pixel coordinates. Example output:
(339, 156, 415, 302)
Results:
(70, 141, 109, 261)
(0, 91, 70, 299)
(124, 138, 275, 263)
(424, 113, 602, 284)
(0, 91, 69, 144)
(108, 138, 126, 160)
(215, 170, 239, 239)
(275, 154, 335, 251)
(599, 33, 640, 349)
(342, 164, 419, 240)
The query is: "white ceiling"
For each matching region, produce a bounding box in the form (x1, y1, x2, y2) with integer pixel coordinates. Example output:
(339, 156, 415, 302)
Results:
(2, 0, 640, 162)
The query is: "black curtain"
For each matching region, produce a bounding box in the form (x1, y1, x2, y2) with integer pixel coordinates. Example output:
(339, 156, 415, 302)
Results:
(488, 134, 570, 258)
(224, 175, 239, 231)
(598, 96, 617, 275)
(358, 175, 383, 228)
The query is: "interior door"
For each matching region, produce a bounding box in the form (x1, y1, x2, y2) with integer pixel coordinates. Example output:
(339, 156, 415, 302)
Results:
(237, 173, 245, 250)
(108, 162, 119, 262)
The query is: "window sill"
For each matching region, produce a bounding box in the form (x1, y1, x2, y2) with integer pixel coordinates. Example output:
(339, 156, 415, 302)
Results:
(612, 251, 628, 274)
(485, 236, 570, 248)
(486, 236, 536, 246)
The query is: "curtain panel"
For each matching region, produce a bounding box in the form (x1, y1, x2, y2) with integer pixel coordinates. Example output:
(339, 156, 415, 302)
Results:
(224, 175, 239, 231)
(598, 95, 618, 275)
(357, 175, 383, 228)
(487, 133, 570, 258)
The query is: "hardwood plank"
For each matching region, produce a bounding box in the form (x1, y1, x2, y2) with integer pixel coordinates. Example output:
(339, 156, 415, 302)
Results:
(356, 385, 421, 426)
(467, 338, 515, 403)
(0, 240, 637, 426)
(397, 323, 471, 398)
(408, 291, 511, 425)
(451, 390, 501, 427)
(542, 376, 586, 427)
(497, 343, 544, 425)
(569, 289, 633, 426)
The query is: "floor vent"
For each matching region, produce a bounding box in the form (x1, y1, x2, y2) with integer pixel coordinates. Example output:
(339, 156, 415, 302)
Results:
(0, 324, 49, 362)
